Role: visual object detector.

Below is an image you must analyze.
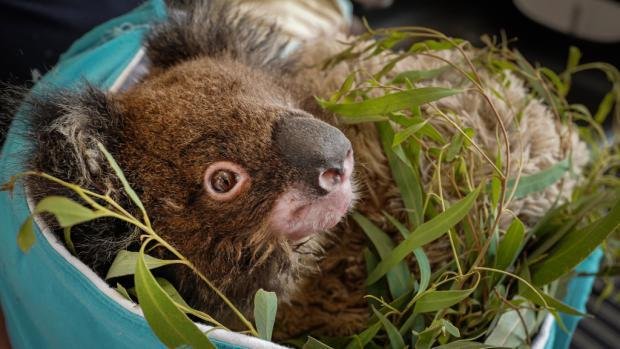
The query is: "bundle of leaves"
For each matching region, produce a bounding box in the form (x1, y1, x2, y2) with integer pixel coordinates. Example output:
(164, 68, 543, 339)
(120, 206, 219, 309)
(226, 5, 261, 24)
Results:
(5, 26, 619, 349)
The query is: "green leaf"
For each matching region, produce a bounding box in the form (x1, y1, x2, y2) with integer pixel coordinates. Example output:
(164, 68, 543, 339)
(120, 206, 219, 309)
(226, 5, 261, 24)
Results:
(366, 187, 480, 285)
(115, 283, 132, 301)
(409, 39, 463, 53)
(303, 336, 334, 349)
(134, 244, 215, 349)
(345, 322, 382, 349)
(253, 289, 278, 341)
(507, 159, 570, 199)
(440, 319, 460, 338)
(156, 278, 190, 308)
(320, 87, 462, 118)
(494, 218, 525, 272)
(413, 285, 476, 314)
(17, 216, 35, 253)
(519, 283, 586, 316)
(354, 213, 413, 298)
(378, 121, 424, 228)
(414, 321, 443, 349)
(384, 213, 431, 297)
(485, 306, 536, 348)
(594, 91, 615, 124)
(529, 197, 620, 286)
(97, 143, 147, 218)
(106, 250, 181, 280)
(391, 66, 450, 84)
(434, 341, 499, 349)
(392, 120, 428, 147)
(63, 226, 77, 256)
(34, 196, 109, 227)
(372, 306, 406, 349)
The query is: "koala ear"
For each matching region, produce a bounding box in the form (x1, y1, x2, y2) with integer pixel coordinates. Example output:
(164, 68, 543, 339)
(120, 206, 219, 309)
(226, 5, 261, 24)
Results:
(25, 86, 125, 193)
(146, 0, 292, 71)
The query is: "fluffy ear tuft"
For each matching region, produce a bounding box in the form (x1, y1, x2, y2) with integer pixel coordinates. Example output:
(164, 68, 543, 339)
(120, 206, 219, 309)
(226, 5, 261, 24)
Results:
(146, 0, 293, 71)
(24, 86, 125, 194)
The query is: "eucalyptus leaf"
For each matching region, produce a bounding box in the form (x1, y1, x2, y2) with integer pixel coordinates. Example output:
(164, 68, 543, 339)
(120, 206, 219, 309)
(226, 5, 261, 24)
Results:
(106, 250, 181, 280)
(385, 213, 431, 297)
(156, 277, 190, 308)
(367, 187, 480, 285)
(254, 289, 278, 341)
(17, 216, 35, 253)
(507, 159, 570, 199)
(391, 66, 450, 84)
(320, 87, 462, 118)
(115, 283, 132, 301)
(494, 218, 525, 272)
(413, 285, 476, 314)
(372, 306, 406, 349)
(345, 322, 382, 349)
(354, 213, 413, 298)
(377, 121, 424, 228)
(134, 244, 215, 349)
(97, 143, 147, 218)
(594, 91, 615, 124)
(435, 341, 499, 349)
(484, 306, 536, 348)
(34, 196, 109, 227)
(529, 196, 620, 286)
(303, 336, 334, 349)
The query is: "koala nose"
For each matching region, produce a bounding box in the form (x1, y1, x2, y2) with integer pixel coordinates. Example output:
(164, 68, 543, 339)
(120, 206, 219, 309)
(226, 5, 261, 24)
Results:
(275, 115, 353, 194)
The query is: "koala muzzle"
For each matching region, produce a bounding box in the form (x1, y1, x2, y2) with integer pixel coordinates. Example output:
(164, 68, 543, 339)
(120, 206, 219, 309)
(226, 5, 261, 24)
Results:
(275, 116, 353, 195)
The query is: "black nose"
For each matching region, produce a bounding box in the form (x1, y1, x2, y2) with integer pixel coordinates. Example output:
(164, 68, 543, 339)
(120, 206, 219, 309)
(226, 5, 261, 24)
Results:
(274, 115, 353, 194)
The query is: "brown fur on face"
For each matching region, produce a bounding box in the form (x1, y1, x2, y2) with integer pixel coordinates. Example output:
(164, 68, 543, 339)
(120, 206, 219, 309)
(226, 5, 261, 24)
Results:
(114, 55, 320, 319)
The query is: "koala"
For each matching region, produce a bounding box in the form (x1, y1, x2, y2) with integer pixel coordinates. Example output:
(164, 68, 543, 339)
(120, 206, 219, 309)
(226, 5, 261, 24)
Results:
(5, 0, 587, 339)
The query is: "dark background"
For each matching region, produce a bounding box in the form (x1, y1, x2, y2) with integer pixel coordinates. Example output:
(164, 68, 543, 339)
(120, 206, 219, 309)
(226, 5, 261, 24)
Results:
(0, 0, 618, 347)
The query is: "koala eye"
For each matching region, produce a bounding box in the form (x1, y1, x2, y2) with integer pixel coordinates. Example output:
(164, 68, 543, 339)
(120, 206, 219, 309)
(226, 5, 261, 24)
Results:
(211, 170, 237, 193)
(204, 161, 250, 201)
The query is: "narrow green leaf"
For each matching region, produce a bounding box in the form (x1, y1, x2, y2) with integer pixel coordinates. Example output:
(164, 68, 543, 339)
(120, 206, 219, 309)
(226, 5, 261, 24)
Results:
(485, 306, 536, 348)
(254, 289, 278, 341)
(134, 244, 215, 349)
(354, 213, 413, 298)
(392, 120, 428, 147)
(414, 321, 443, 349)
(519, 282, 586, 316)
(63, 226, 77, 256)
(331, 72, 356, 102)
(97, 143, 147, 218)
(372, 306, 406, 349)
(17, 216, 35, 253)
(303, 336, 334, 349)
(115, 283, 132, 301)
(594, 91, 615, 124)
(345, 322, 382, 349)
(378, 121, 424, 228)
(530, 197, 620, 286)
(413, 286, 476, 314)
(339, 115, 389, 124)
(409, 39, 464, 53)
(320, 87, 462, 118)
(435, 341, 498, 349)
(34, 196, 109, 227)
(106, 250, 181, 280)
(391, 66, 449, 84)
(367, 187, 480, 285)
(385, 213, 431, 297)
(156, 278, 190, 308)
(440, 319, 460, 338)
(507, 159, 570, 199)
(494, 218, 525, 272)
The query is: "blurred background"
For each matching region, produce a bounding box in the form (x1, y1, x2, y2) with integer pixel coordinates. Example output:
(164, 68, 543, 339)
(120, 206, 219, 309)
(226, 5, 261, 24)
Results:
(0, 0, 618, 348)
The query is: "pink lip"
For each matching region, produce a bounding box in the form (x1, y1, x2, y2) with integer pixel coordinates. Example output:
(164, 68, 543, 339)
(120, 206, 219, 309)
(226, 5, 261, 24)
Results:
(268, 154, 355, 241)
